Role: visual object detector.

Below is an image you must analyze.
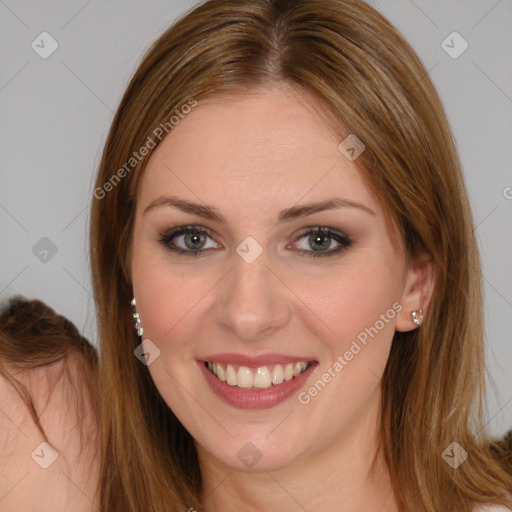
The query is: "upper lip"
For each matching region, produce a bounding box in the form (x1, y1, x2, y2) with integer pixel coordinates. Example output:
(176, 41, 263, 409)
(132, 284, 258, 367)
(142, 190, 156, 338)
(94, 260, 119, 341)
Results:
(199, 353, 317, 367)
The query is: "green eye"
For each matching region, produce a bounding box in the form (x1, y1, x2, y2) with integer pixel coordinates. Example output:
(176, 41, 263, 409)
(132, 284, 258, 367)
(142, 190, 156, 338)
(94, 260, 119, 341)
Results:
(160, 226, 217, 257)
(293, 227, 352, 258)
(159, 225, 352, 258)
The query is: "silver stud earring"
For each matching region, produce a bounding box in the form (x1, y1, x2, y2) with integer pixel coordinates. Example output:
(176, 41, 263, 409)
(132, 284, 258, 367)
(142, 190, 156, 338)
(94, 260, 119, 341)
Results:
(411, 309, 423, 326)
(131, 297, 144, 337)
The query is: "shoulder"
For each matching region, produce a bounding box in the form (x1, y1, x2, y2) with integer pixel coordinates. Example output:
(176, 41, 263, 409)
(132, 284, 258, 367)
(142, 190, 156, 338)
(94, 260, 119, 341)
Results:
(0, 353, 101, 511)
(474, 506, 512, 512)
(473, 494, 512, 512)
(0, 297, 101, 511)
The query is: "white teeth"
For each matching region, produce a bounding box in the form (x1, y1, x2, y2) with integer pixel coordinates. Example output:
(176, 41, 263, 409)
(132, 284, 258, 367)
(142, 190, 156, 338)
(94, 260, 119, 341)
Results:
(216, 364, 226, 382)
(237, 367, 253, 388)
(206, 361, 311, 389)
(253, 367, 271, 388)
(226, 364, 237, 386)
(271, 364, 284, 385)
(293, 362, 308, 376)
(284, 363, 294, 381)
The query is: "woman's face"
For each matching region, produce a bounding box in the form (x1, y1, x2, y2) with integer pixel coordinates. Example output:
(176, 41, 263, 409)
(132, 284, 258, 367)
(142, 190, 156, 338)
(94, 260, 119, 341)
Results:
(130, 85, 427, 472)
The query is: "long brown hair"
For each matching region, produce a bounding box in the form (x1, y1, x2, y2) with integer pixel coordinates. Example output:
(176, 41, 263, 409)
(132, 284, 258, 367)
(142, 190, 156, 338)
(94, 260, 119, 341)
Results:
(89, 0, 512, 510)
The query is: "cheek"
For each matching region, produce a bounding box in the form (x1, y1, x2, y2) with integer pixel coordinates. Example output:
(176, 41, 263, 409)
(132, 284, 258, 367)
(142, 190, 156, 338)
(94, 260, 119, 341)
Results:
(131, 245, 217, 353)
(296, 264, 401, 350)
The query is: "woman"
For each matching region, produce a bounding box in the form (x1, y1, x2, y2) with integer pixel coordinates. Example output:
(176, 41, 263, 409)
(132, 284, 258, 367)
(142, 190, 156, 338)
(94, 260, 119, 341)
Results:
(89, 0, 512, 510)
(2, 0, 511, 510)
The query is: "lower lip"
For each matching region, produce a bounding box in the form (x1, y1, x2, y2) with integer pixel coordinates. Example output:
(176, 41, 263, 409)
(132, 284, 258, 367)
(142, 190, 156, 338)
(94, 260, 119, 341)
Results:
(197, 360, 317, 409)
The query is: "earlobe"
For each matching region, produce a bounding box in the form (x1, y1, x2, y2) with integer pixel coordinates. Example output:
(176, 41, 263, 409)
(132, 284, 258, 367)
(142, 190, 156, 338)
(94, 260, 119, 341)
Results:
(395, 254, 435, 333)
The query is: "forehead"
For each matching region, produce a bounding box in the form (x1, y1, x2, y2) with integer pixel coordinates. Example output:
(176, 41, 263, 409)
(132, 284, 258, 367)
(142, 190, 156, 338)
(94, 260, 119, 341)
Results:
(138, 86, 380, 217)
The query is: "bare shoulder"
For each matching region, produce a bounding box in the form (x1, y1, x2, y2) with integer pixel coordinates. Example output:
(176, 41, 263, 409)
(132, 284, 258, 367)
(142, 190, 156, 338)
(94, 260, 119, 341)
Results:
(474, 500, 512, 511)
(0, 351, 101, 511)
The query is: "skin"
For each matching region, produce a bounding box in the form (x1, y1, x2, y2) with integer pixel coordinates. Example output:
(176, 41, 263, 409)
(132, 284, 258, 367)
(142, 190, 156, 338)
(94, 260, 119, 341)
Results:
(0, 354, 100, 511)
(130, 84, 434, 512)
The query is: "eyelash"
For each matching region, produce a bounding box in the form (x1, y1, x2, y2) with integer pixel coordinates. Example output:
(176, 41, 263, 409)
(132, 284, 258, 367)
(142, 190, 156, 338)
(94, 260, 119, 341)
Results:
(158, 225, 352, 259)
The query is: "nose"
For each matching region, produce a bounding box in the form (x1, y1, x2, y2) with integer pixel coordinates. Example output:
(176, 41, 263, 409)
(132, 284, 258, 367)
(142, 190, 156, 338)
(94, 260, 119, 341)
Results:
(215, 248, 292, 342)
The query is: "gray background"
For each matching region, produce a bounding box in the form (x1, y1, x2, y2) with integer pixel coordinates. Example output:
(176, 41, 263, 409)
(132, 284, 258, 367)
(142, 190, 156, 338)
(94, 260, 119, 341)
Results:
(0, 0, 511, 436)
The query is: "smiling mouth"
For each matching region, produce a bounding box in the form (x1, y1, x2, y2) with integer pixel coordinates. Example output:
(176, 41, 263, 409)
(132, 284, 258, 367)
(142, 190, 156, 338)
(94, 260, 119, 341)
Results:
(203, 360, 315, 389)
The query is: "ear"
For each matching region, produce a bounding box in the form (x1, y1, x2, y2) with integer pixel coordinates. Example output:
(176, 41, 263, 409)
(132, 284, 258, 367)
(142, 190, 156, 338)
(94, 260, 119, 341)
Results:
(395, 252, 435, 332)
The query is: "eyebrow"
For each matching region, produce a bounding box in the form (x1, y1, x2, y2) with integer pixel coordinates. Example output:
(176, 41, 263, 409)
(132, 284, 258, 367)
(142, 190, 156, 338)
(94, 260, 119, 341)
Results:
(143, 195, 376, 222)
